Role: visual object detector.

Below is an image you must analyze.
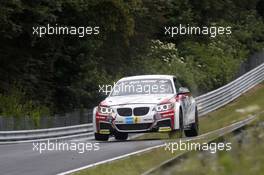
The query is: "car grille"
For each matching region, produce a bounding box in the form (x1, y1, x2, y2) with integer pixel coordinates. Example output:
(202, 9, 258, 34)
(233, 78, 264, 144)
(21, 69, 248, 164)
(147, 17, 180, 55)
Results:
(117, 108, 132, 116)
(134, 107, 149, 116)
(117, 107, 150, 116)
(116, 123, 152, 131)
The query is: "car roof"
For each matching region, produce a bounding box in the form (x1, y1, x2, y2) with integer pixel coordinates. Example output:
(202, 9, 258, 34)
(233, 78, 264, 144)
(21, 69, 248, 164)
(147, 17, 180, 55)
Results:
(118, 75, 175, 81)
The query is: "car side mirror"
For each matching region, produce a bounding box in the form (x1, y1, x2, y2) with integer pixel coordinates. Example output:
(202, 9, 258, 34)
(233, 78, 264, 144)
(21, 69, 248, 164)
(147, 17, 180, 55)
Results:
(178, 87, 190, 94)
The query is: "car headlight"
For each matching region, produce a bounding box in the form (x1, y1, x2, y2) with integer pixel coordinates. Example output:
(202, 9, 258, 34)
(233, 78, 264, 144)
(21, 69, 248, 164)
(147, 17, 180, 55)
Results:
(98, 106, 113, 114)
(156, 103, 174, 112)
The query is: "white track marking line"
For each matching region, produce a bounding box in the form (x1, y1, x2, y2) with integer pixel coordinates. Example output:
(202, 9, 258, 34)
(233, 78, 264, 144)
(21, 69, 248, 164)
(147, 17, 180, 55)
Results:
(56, 144, 165, 175)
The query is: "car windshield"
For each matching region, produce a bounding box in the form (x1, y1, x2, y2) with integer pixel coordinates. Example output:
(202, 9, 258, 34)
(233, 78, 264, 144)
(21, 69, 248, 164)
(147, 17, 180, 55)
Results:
(110, 79, 174, 96)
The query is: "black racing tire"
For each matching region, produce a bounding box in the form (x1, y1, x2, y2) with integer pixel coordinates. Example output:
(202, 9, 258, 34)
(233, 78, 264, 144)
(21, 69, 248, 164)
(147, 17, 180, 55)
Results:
(178, 109, 184, 138)
(94, 133, 109, 141)
(184, 108, 199, 137)
(169, 108, 183, 139)
(114, 132, 128, 140)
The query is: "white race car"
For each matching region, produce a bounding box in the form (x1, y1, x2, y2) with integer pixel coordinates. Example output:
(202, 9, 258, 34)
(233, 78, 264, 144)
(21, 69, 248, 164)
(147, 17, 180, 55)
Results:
(93, 75, 198, 141)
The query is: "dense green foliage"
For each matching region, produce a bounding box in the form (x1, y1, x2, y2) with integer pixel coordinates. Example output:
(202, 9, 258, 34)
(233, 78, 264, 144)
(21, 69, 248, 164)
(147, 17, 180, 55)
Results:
(0, 0, 263, 117)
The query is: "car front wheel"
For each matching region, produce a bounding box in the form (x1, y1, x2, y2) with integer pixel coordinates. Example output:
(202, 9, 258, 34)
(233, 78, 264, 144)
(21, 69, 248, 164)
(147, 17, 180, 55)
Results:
(114, 132, 128, 140)
(169, 109, 183, 139)
(94, 133, 109, 141)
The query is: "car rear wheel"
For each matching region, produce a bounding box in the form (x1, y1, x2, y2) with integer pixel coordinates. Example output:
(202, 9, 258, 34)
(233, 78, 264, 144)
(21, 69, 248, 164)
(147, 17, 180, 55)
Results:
(94, 133, 109, 141)
(184, 108, 199, 137)
(114, 132, 128, 140)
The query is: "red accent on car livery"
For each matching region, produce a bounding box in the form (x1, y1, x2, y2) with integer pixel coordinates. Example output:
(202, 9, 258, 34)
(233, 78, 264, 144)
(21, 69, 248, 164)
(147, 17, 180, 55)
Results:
(159, 109, 175, 129)
(95, 111, 109, 132)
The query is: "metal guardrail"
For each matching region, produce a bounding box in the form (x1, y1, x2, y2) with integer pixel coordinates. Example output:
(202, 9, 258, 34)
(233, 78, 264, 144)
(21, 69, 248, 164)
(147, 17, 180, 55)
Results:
(0, 123, 93, 142)
(196, 63, 264, 116)
(0, 63, 263, 142)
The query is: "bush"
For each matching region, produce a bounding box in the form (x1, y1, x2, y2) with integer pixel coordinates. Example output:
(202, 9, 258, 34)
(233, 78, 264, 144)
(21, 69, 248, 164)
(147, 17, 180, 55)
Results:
(0, 86, 50, 127)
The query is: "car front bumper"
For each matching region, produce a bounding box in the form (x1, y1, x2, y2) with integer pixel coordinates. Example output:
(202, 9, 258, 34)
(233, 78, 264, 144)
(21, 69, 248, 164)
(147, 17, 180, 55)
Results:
(96, 107, 175, 134)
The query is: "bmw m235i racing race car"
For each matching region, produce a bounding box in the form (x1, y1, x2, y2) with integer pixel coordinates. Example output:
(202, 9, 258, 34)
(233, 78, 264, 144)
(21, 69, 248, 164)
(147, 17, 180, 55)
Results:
(93, 75, 198, 141)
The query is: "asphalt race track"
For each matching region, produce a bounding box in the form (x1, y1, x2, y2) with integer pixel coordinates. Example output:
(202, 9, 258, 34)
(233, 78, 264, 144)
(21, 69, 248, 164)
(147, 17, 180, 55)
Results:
(0, 138, 164, 175)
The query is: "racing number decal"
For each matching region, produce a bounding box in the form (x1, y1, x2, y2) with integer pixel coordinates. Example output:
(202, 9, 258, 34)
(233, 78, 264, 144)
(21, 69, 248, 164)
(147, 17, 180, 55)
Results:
(134, 116, 140, 124)
(125, 117, 133, 124)
(125, 116, 140, 124)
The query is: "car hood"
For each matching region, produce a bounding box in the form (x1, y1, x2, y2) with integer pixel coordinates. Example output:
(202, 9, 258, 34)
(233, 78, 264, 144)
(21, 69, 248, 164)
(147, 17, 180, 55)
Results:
(103, 94, 174, 106)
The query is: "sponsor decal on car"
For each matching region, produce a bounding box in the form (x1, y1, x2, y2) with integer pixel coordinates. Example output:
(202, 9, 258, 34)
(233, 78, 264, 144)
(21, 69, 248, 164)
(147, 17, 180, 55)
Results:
(125, 116, 134, 124)
(134, 116, 140, 124)
(124, 116, 141, 124)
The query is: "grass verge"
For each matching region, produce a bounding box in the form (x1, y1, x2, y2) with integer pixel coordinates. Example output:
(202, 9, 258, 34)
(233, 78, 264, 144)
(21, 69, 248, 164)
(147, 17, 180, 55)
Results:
(153, 112, 264, 175)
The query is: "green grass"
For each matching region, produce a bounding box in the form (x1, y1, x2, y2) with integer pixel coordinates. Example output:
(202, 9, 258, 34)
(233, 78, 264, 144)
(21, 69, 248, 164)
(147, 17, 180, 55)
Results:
(153, 112, 264, 175)
(74, 83, 264, 175)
